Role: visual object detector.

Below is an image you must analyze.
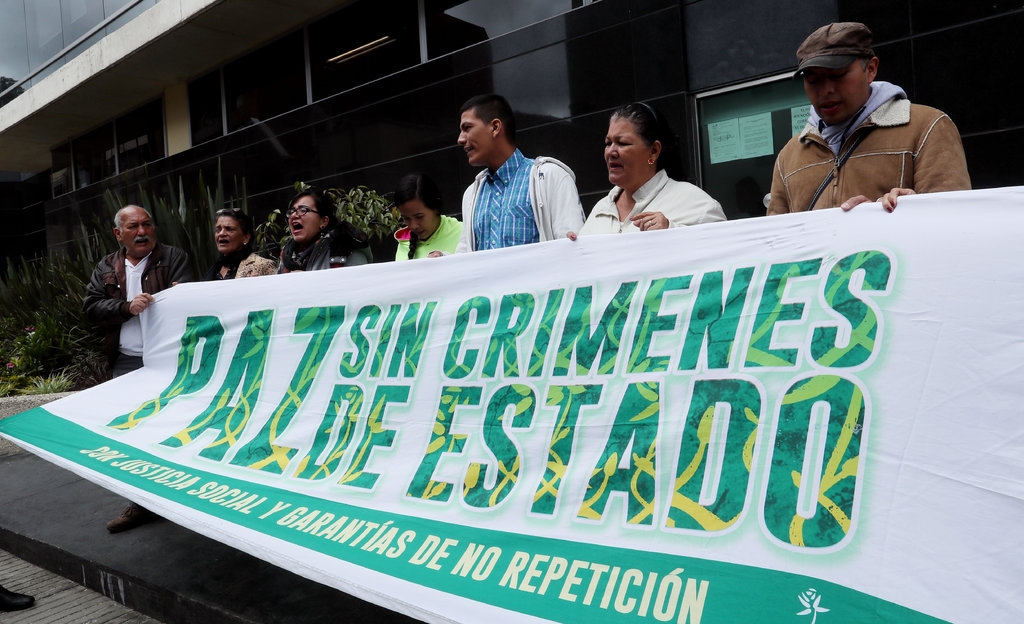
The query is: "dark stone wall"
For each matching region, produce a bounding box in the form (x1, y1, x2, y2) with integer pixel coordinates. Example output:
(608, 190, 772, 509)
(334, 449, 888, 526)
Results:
(837, 0, 1024, 190)
(39, 0, 1024, 256)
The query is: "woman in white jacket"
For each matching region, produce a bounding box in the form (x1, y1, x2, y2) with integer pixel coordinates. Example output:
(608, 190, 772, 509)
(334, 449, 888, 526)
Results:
(574, 102, 725, 237)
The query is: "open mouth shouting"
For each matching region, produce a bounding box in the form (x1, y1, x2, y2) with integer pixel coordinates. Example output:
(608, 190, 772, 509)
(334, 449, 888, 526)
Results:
(286, 200, 327, 249)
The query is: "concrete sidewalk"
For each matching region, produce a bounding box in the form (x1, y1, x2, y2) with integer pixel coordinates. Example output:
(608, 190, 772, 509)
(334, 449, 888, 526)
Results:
(0, 395, 420, 624)
(0, 548, 161, 623)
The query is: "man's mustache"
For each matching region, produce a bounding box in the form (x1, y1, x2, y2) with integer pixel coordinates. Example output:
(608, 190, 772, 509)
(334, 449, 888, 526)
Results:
(133, 235, 151, 244)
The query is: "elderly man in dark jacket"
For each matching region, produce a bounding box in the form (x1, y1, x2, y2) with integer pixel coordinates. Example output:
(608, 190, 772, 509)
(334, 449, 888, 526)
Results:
(83, 203, 192, 532)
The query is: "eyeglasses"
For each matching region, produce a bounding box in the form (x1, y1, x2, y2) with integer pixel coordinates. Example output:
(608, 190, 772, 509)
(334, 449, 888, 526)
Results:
(216, 207, 246, 217)
(286, 205, 320, 218)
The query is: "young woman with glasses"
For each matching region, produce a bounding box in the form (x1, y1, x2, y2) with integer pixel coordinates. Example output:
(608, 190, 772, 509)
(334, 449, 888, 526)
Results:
(278, 187, 372, 273)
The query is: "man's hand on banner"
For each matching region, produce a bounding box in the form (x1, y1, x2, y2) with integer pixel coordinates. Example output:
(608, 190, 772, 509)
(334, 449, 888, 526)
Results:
(841, 187, 915, 213)
(128, 293, 155, 316)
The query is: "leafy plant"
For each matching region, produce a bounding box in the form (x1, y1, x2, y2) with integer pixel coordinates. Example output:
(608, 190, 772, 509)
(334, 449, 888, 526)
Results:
(0, 380, 18, 397)
(328, 185, 399, 241)
(19, 372, 75, 395)
(254, 205, 287, 261)
(0, 248, 106, 393)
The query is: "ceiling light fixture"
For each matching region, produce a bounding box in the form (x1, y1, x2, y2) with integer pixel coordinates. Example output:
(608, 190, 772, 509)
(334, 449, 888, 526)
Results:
(327, 36, 395, 65)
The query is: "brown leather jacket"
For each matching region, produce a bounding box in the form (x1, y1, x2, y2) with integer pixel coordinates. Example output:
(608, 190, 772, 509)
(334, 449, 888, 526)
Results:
(83, 243, 193, 367)
(769, 98, 971, 214)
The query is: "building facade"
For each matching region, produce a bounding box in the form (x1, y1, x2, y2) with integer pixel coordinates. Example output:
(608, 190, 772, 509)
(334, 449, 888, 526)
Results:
(1, 0, 1021, 264)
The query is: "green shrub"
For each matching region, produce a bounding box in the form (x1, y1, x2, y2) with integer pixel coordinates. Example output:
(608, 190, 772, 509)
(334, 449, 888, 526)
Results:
(19, 372, 75, 395)
(0, 248, 107, 395)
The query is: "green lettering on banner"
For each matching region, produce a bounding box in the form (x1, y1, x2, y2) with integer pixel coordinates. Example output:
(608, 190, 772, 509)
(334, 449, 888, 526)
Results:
(107, 315, 224, 430)
(746, 259, 823, 367)
(370, 304, 402, 377)
(160, 309, 273, 460)
(293, 384, 364, 480)
(532, 384, 603, 515)
(387, 302, 437, 378)
(339, 385, 408, 489)
(444, 297, 491, 379)
(764, 374, 865, 548)
(230, 306, 345, 474)
(464, 384, 536, 508)
(812, 250, 893, 367)
(666, 378, 763, 531)
(407, 385, 482, 501)
(579, 381, 659, 525)
(627, 276, 692, 373)
(554, 282, 638, 376)
(679, 267, 755, 371)
(339, 305, 381, 378)
(482, 293, 535, 378)
(526, 289, 564, 377)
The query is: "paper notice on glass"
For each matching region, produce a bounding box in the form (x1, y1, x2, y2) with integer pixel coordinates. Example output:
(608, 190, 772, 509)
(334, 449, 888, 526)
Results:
(791, 104, 812, 137)
(739, 112, 773, 159)
(709, 119, 740, 164)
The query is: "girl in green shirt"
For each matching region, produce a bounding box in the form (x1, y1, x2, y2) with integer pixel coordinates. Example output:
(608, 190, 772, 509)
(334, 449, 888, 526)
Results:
(393, 173, 463, 260)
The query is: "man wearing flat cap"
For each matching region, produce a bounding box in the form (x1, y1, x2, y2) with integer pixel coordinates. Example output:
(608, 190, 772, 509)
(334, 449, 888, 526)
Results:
(768, 22, 970, 214)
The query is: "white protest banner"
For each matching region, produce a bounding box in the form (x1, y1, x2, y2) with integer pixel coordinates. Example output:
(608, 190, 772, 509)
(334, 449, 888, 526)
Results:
(2, 187, 1023, 623)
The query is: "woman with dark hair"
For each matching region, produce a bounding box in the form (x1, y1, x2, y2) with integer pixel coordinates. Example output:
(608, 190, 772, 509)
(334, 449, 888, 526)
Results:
(202, 208, 277, 280)
(278, 187, 371, 273)
(392, 173, 462, 260)
(574, 102, 725, 237)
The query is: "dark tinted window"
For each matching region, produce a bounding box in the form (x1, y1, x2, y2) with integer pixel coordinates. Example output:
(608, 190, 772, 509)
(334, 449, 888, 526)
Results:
(72, 123, 115, 189)
(50, 141, 71, 196)
(116, 99, 164, 172)
(223, 31, 305, 132)
(308, 0, 420, 102)
(425, 0, 587, 58)
(189, 69, 223, 145)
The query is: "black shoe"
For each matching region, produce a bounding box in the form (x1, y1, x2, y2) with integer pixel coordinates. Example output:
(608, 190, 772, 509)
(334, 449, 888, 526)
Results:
(106, 502, 157, 533)
(0, 585, 34, 611)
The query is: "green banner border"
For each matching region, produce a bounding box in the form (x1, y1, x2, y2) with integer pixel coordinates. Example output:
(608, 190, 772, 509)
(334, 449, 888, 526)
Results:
(1, 407, 947, 624)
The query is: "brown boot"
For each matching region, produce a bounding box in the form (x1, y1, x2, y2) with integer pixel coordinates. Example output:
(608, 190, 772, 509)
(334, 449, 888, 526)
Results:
(106, 502, 157, 533)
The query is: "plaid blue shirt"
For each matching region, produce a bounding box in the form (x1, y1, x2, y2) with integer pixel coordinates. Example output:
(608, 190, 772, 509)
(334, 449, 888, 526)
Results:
(473, 149, 539, 250)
